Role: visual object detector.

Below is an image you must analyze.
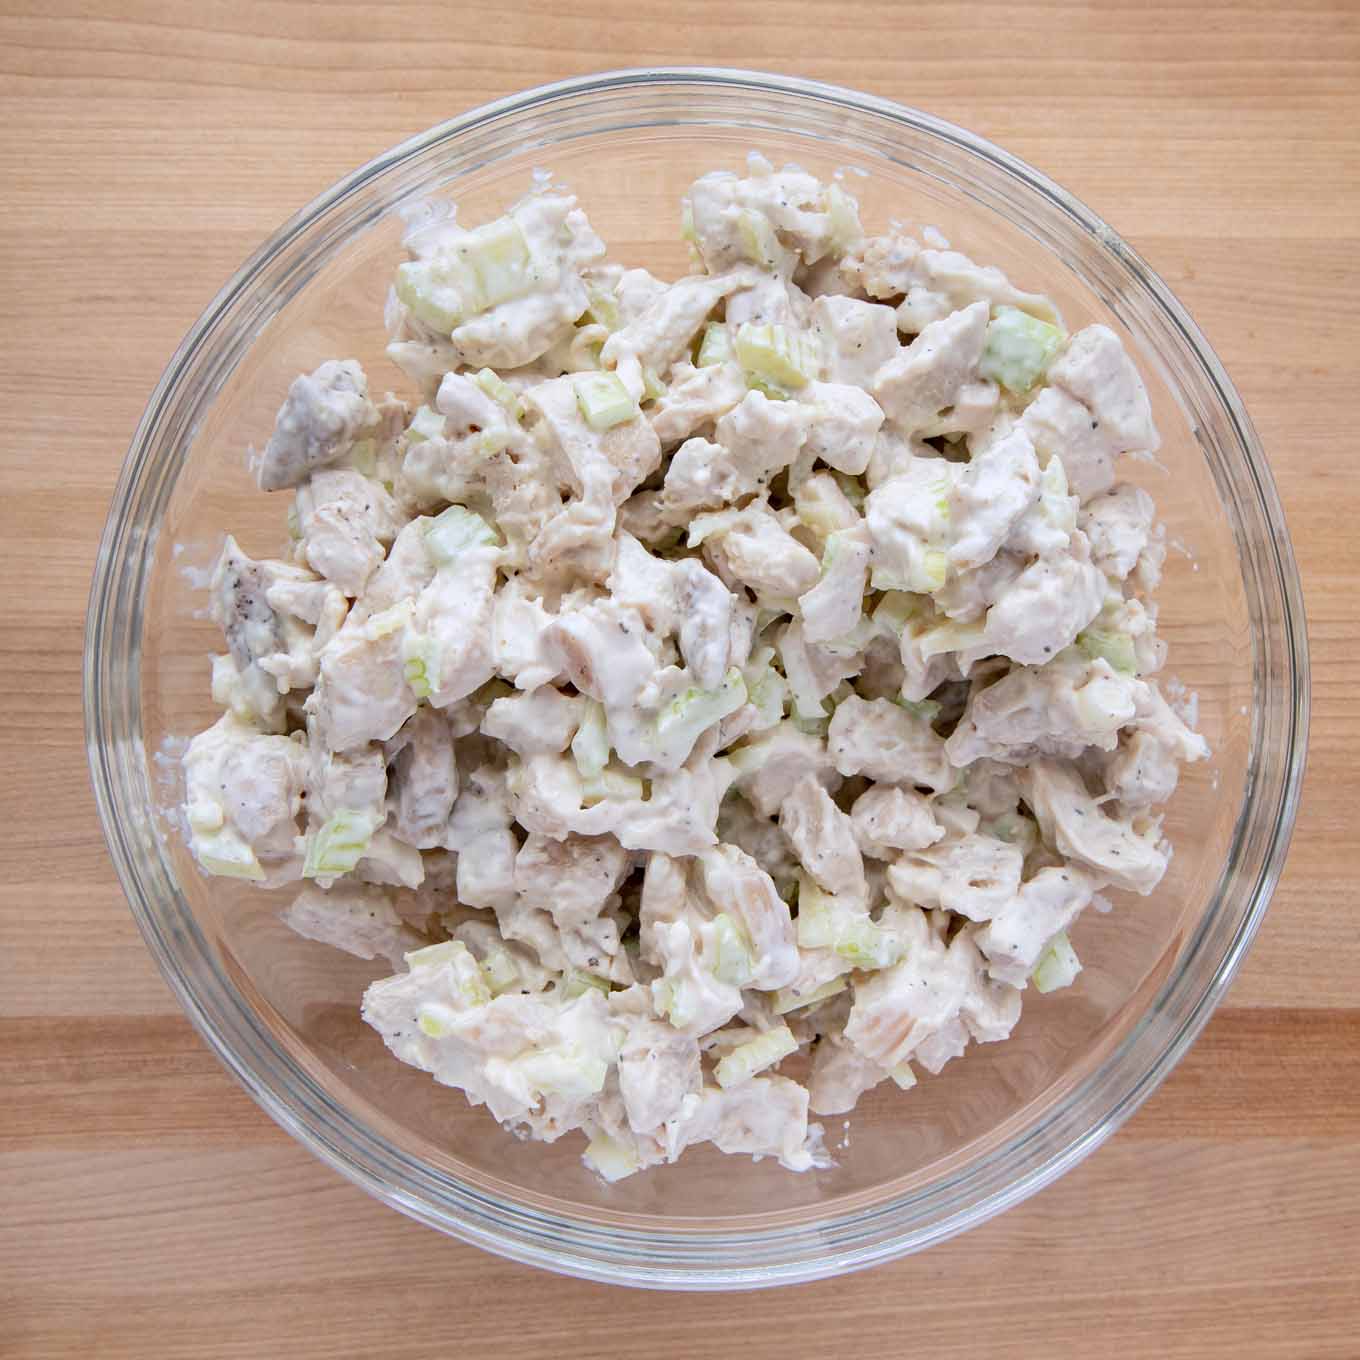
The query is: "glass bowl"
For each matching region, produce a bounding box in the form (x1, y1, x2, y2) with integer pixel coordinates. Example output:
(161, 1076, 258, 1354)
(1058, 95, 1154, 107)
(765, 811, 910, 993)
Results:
(84, 68, 1308, 1290)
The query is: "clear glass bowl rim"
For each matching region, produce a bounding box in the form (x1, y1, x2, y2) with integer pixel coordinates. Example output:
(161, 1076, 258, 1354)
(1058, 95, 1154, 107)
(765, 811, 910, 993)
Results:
(84, 66, 1310, 1290)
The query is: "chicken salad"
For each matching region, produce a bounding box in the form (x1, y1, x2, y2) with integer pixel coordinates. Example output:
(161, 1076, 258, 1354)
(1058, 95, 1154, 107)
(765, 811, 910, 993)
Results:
(180, 154, 1207, 1180)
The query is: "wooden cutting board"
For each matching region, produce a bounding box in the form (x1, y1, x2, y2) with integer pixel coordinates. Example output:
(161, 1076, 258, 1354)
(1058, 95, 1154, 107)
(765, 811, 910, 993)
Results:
(2, 2, 1356, 1355)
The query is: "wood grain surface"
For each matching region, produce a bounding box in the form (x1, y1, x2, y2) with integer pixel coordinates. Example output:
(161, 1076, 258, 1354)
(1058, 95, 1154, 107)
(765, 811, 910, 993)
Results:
(2, 1, 1357, 1354)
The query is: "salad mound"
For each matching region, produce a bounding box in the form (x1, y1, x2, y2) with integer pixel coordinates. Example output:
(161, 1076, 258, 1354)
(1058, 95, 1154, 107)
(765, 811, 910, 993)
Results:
(181, 154, 1206, 1180)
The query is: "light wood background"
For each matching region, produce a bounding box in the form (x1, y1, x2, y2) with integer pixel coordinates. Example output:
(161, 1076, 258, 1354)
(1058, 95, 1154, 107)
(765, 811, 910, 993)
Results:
(3, 2, 1357, 1355)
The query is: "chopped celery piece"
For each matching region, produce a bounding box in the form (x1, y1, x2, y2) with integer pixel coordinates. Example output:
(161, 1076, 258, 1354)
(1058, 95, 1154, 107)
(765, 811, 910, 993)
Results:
(403, 655, 431, 699)
(396, 217, 534, 333)
(480, 948, 521, 997)
(584, 283, 620, 332)
(834, 471, 866, 509)
(873, 591, 928, 636)
(457, 216, 534, 311)
(423, 505, 499, 565)
(561, 969, 611, 1001)
(1032, 931, 1082, 993)
(1079, 628, 1138, 676)
(401, 631, 440, 700)
(795, 478, 856, 540)
(921, 549, 948, 591)
(405, 940, 473, 970)
(797, 877, 901, 968)
(871, 547, 946, 598)
(709, 913, 755, 987)
(1030, 454, 1078, 538)
(688, 506, 743, 548)
(348, 437, 377, 477)
(736, 208, 784, 270)
(735, 322, 818, 393)
(714, 1024, 799, 1089)
(405, 946, 492, 1011)
(726, 740, 770, 779)
(405, 939, 493, 1007)
(834, 917, 901, 969)
(513, 1047, 608, 1099)
(987, 812, 1039, 855)
(571, 699, 610, 779)
(747, 667, 788, 730)
(470, 367, 525, 420)
(792, 715, 830, 738)
(918, 617, 987, 661)
(679, 200, 696, 245)
(696, 322, 733, 368)
(890, 1061, 917, 1091)
(1074, 672, 1137, 736)
(824, 182, 862, 252)
(197, 830, 265, 881)
(406, 405, 446, 444)
(821, 528, 854, 573)
(641, 366, 667, 403)
(796, 880, 839, 949)
(652, 976, 700, 1030)
(932, 480, 952, 520)
(771, 975, 848, 1015)
(574, 371, 639, 431)
(186, 797, 224, 835)
(417, 1002, 459, 1038)
(654, 668, 747, 755)
(395, 258, 468, 334)
(364, 598, 414, 640)
(303, 809, 379, 879)
(584, 1131, 642, 1182)
(580, 765, 645, 806)
(979, 306, 1065, 394)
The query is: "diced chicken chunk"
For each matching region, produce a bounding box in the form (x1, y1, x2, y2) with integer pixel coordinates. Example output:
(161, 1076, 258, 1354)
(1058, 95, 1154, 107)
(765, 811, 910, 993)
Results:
(886, 832, 1025, 922)
(481, 685, 583, 757)
(1019, 759, 1170, 894)
(798, 382, 884, 476)
(779, 773, 867, 899)
(183, 713, 306, 879)
(385, 707, 458, 849)
(650, 361, 748, 445)
(872, 301, 989, 436)
(258, 360, 375, 492)
(281, 882, 423, 967)
(828, 696, 954, 793)
(515, 832, 630, 973)
(1081, 484, 1158, 582)
(702, 501, 821, 605)
(1048, 324, 1160, 455)
(811, 294, 900, 387)
(850, 785, 944, 858)
(980, 536, 1107, 666)
(973, 866, 1095, 986)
